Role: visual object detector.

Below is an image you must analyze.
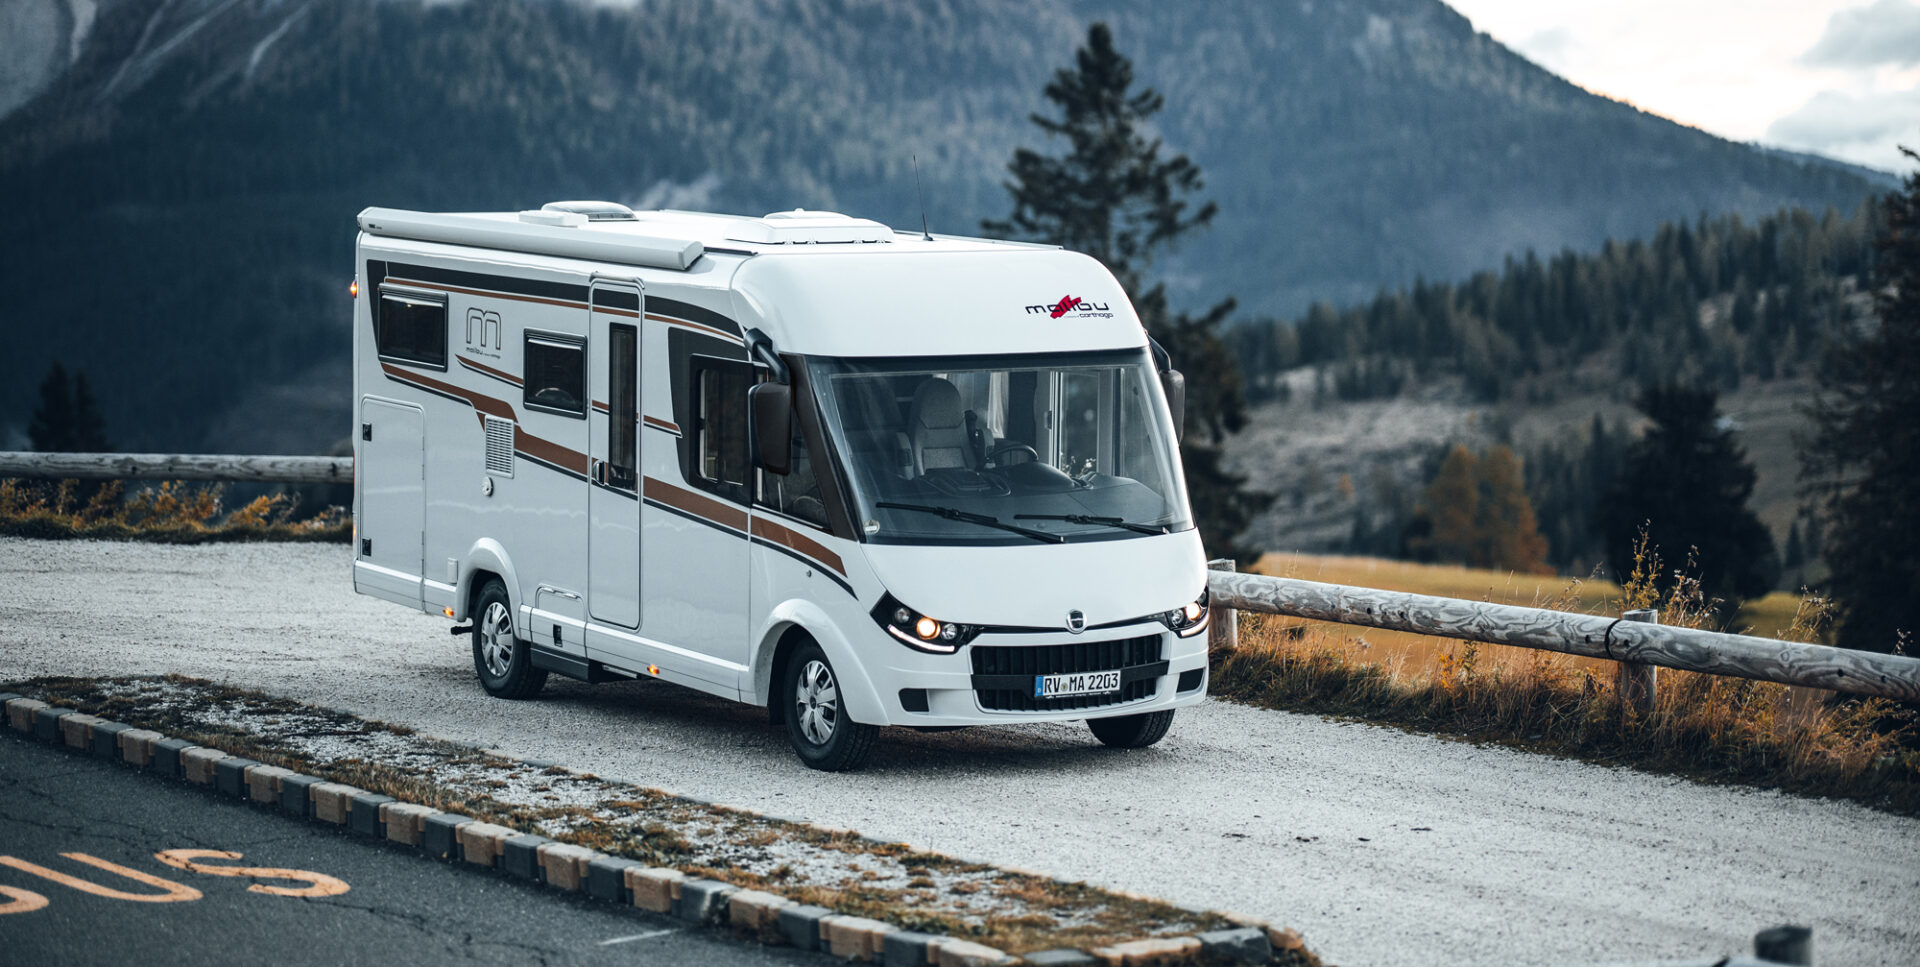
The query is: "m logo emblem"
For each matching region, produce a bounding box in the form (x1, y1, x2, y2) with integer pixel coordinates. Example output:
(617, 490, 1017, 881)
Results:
(1065, 609, 1086, 635)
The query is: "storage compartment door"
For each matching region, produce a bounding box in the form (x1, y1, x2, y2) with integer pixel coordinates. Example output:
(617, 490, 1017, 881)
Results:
(354, 397, 425, 608)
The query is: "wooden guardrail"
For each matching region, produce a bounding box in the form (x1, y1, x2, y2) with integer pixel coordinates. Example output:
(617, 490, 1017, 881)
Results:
(0, 452, 351, 484)
(1205, 561, 1920, 702)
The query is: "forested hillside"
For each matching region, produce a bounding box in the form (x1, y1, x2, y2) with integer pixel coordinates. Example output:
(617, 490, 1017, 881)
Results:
(1223, 202, 1883, 579)
(0, 0, 1887, 452)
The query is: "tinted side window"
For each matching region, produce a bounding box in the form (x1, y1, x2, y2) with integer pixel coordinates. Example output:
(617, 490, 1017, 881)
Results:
(375, 289, 447, 369)
(524, 335, 585, 417)
(692, 357, 753, 502)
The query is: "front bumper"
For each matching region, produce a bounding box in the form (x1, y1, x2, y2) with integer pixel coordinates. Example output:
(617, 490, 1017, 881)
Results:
(864, 618, 1210, 726)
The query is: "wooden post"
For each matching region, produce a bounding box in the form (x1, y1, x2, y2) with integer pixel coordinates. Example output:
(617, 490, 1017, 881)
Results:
(1616, 608, 1658, 718)
(1754, 924, 1812, 965)
(1206, 558, 1238, 653)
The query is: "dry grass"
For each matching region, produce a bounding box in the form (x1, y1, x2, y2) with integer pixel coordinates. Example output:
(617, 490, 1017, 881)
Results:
(0, 478, 348, 542)
(1216, 541, 1919, 815)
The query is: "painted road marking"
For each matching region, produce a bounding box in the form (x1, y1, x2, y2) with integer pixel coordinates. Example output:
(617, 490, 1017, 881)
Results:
(598, 928, 680, 946)
(0, 854, 202, 903)
(0, 884, 51, 914)
(0, 849, 348, 911)
(155, 850, 350, 897)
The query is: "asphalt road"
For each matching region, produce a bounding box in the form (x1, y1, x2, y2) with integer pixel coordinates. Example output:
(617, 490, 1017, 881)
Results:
(0, 732, 816, 966)
(4, 539, 1918, 966)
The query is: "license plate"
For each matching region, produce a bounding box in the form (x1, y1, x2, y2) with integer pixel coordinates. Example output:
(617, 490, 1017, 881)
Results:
(1035, 669, 1122, 698)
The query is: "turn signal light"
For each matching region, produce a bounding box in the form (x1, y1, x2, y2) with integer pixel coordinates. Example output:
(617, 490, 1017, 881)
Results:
(647, 664, 660, 676)
(443, 607, 455, 618)
(349, 280, 359, 298)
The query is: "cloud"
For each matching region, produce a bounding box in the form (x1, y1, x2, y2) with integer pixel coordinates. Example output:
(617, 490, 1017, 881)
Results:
(1766, 86, 1920, 171)
(1800, 0, 1920, 69)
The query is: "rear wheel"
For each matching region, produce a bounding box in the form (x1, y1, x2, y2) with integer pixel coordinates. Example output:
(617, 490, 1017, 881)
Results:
(782, 641, 878, 771)
(471, 579, 547, 700)
(1087, 709, 1174, 748)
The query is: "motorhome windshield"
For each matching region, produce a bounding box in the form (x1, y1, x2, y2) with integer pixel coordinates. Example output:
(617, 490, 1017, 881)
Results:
(807, 349, 1192, 545)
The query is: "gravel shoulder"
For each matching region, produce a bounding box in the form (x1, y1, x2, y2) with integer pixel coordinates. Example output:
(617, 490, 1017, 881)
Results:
(3, 539, 1916, 966)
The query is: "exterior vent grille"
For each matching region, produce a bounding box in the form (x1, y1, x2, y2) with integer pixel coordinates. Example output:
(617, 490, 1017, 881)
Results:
(484, 417, 515, 476)
(969, 634, 1166, 712)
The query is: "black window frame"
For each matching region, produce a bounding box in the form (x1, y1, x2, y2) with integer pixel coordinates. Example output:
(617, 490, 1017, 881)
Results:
(522, 331, 587, 418)
(374, 285, 449, 371)
(689, 354, 756, 504)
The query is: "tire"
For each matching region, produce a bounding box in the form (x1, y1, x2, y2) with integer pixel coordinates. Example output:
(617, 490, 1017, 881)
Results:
(1087, 709, 1175, 748)
(782, 641, 878, 771)
(471, 579, 547, 700)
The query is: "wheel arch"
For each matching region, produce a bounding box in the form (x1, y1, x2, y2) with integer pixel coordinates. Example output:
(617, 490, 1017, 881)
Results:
(455, 539, 521, 623)
(751, 600, 887, 726)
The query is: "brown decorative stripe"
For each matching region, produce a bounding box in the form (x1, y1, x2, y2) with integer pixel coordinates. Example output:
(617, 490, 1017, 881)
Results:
(594, 306, 641, 318)
(591, 400, 610, 414)
(384, 276, 585, 311)
(642, 476, 749, 533)
(457, 355, 523, 387)
(514, 428, 589, 477)
(647, 313, 745, 344)
(642, 415, 681, 435)
(750, 516, 846, 576)
(381, 362, 515, 421)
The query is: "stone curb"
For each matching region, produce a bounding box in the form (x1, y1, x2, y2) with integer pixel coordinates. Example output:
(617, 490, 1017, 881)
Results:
(0, 693, 1300, 966)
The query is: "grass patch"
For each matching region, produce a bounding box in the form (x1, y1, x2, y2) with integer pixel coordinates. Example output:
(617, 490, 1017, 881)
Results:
(1217, 541, 1919, 814)
(0, 478, 349, 543)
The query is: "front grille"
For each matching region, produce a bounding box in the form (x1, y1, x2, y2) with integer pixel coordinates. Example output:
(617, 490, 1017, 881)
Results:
(970, 634, 1164, 712)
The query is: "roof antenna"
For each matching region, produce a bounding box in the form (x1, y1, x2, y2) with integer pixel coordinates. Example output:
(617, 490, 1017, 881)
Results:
(913, 155, 933, 241)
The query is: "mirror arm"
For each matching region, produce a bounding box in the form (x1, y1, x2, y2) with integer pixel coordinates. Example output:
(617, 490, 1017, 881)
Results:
(744, 327, 790, 384)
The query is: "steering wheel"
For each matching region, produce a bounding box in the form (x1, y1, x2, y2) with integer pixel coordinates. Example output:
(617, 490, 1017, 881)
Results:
(988, 443, 1039, 466)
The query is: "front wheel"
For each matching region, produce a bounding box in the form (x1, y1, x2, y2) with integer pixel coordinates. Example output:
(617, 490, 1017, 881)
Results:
(471, 579, 547, 700)
(783, 642, 878, 771)
(1088, 709, 1174, 748)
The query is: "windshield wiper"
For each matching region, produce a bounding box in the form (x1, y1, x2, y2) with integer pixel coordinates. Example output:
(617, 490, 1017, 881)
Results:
(875, 502, 1066, 544)
(1014, 513, 1169, 536)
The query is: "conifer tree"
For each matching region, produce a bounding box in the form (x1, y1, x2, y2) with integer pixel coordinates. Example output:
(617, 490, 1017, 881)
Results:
(28, 360, 111, 453)
(986, 23, 1270, 560)
(1478, 446, 1550, 574)
(1801, 147, 1920, 652)
(1600, 383, 1778, 608)
(1414, 445, 1478, 563)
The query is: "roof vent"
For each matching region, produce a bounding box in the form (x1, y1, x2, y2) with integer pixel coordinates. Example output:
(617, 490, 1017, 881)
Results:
(726, 209, 892, 245)
(542, 201, 639, 222)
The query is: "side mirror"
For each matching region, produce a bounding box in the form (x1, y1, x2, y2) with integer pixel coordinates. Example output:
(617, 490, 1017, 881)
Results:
(1161, 369, 1187, 444)
(750, 381, 793, 474)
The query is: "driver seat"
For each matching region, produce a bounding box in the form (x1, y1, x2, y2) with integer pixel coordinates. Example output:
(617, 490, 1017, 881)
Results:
(907, 378, 974, 475)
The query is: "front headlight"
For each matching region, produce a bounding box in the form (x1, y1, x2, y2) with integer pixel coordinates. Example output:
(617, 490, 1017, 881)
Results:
(870, 593, 980, 654)
(1161, 588, 1210, 637)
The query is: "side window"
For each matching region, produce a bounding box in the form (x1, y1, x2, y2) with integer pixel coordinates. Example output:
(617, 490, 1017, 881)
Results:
(692, 357, 753, 501)
(524, 334, 585, 417)
(375, 287, 447, 369)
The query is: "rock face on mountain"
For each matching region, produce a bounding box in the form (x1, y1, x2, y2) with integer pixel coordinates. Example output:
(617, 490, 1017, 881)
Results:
(0, 0, 1885, 451)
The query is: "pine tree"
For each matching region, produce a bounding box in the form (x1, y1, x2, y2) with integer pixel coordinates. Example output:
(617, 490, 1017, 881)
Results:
(1600, 383, 1779, 608)
(1413, 445, 1478, 564)
(986, 22, 1271, 560)
(27, 361, 110, 453)
(1801, 147, 1920, 652)
(1478, 446, 1550, 574)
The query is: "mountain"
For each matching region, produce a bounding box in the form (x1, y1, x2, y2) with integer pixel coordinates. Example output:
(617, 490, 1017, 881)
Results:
(0, 0, 1888, 452)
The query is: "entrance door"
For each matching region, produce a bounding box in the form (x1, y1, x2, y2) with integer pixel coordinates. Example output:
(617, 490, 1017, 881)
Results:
(588, 279, 642, 628)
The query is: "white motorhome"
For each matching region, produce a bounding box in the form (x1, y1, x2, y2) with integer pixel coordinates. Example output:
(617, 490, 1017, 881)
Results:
(351, 202, 1210, 770)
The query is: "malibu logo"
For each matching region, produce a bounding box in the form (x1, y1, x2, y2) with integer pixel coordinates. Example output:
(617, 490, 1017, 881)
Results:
(1026, 294, 1114, 319)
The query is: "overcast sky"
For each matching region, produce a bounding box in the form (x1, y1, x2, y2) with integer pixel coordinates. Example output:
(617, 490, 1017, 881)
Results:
(1446, 0, 1920, 174)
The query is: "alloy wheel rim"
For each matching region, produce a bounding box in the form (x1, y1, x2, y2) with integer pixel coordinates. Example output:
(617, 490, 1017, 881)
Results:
(794, 659, 839, 746)
(481, 601, 514, 677)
